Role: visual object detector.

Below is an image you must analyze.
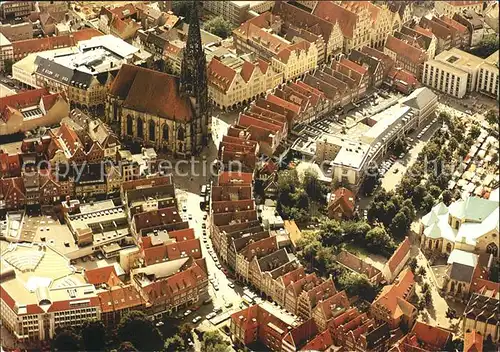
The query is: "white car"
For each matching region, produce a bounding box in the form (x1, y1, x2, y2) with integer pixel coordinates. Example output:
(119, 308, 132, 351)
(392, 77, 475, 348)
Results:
(155, 321, 164, 327)
(182, 205, 187, 212)
(206, 312, 217, 320)
(192, 316, 202, 324)
(228, 282, 235, 288)
(225, 302, 233, 308)
(184, 309, 192, 317)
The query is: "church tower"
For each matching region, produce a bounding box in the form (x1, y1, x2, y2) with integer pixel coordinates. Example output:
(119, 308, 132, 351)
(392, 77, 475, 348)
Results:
(180, 0, 209, 154)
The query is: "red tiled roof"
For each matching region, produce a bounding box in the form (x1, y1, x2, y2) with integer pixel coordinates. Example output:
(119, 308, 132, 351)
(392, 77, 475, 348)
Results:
(110, 3, 137, 18)
(385, 35, 427, 64)
(387, 237, 411, 274)
(313, 1, 358, 39)
(340, 58, 368, 75)
(329, 187, 355, 214)
(276, 41, 311, 64)
(256, 58, 270, 74)
(167, 228, 196, 242)
(440, 15, 469, 33)
(0, 88, 49, 118)
(165, 238, 202, 261)
(280, 266, 306, 288)
(98, 284, 144, 313)
(240, 236, 277, 261)
(85, 265, 122, 287)
(414, 25, 434, 39)
(411, 321, 452, 350)
(283, 318, 318, 348)
(71, 28, 104, 42)
(317, 290, 350, 320)
(208, 58, 236, 93)
(109, 64, 193, 122)
(300, 329, 333, 351)
(47, 297, 101, 312)
(464, 330, 483, 352)
(218, 171, 253, 186)
(240, 61, 255, 83)
(0, 286, 16, 312)
(372, 269, 415, 320)
(12, 35, 73, 57)
(266, 94, 301, 115)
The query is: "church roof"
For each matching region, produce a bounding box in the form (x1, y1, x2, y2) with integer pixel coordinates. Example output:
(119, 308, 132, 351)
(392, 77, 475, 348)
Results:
(109, 64, 193, 122)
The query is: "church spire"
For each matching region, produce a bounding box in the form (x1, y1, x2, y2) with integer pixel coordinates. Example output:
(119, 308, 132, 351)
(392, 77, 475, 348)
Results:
(180, 0, 209, 152)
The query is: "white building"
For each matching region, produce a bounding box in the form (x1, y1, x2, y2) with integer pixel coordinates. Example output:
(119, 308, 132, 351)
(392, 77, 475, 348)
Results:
(422, 47, 485, 98)
(477, 51, 499, 99)
(0, 243, 100, 341)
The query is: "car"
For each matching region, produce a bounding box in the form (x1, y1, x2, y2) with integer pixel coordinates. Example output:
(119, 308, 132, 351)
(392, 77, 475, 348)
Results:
(155, 321, 164, 327)
(188, 214, 192, 220)
(466, 110, 473, 115)
(206, 312, 217, 320)
(216, 263, 222, 269)
(213, 285, 219, 291)
(184, 309, 192, 317)
(214, 307, 223, 314)
(203, 238, 208, 243)
(225, 302, 233, 308)
(82, 256, 88, 262)
(182, 205, 187, 212)
(202, 230, 207, 235)
(96, 253, 104, 260)
(393, 168, 399, 174)
(202, 223, 206, 229)
(192, 316, 202, 324)
(228, 282, 235, 288)
(399, 153, 405, 159)
(203, 214, 207, 220)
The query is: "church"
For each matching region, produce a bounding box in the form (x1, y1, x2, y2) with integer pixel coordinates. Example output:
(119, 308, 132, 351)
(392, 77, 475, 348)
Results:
(105, 1, 209, 157)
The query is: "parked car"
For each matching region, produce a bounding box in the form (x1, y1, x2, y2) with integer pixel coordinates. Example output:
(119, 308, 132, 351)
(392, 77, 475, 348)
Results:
(202, 223, 206, 229)
(206, 312, 217, 320)
(188, 214, 192, 220)
(225, 302, 233, 308)
(214, 307, 223, 314)
(393, 168, 399, 174)
(184, 309, 192, 317)
(192, 316, 202, 324)
(228, 282, 235, 288)
(182, 205, 187, 212)
(155, 321, 164, 327)
(203, 214, 207, 220)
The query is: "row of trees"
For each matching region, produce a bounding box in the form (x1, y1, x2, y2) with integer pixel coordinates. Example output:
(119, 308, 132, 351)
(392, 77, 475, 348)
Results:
(276, 169, 328, 223)
(52, 311, 230, 352)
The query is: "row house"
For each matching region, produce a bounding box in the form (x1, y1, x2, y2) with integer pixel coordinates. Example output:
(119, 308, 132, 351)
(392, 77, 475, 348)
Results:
(296, 278, 337, 321)
(313, 1, 372, 54)
(98, 285, 146, 328)
(463, 293, 500, 343)
(271, 266, 306, 308)
(0, 177, 25, 209)
(235, 236, 278, 283)
(219, 134, 259, 172)
(11, 29, 103, 62)
(400, 26, 437, 60)
(435, 1, 483, 18)
(370, 269, 416, 330)
(391, 321, 452, 352)
(229, 231, 270, 275)
(0, 151, 21, 178)
(272, 1, 343, 62)
(131, 258, 209, 317)
(132, 206, 186, 238)
(237, 109, 288, 157)
(248, 248, 292, 294)
(272, 41, 319, 82)
(231, 304, 319, 352)
(388, 2, 414, 26)
(98, 5, 141, 41)
(453, 10, 486, 48)
(361, 46, 396, 78)
(348, 49, 385, 88)
(311, 291, 350, 332)
(207, 55, 283, 111)
(0, 88, 69, 136)
(366, 2, 402, 49)
(384, 34, 428, 77)
(140, 233, 202, 266)
(284, 273, 321, 315)
(332, 59, 370, 100)
(419, 15, 469, 55)
(260, 260, 301, 302)
(135, 4, 179, 31)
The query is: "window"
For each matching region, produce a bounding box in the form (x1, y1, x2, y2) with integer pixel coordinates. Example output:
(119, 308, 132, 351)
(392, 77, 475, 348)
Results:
(163, 124, 169, 141)
(149, 120, 155, 141)
(177, 126, 185, 141)
(126, 115, 133, 136)
(137, 118, 144, 139)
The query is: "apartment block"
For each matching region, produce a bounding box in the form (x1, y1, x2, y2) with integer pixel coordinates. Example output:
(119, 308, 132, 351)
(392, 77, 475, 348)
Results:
(477, 51, 499, 99)
(422, 47, 488, 98)
(0, 22, 32, 42)
(0, 1, 33, 21)
(384, 34, 428, 77)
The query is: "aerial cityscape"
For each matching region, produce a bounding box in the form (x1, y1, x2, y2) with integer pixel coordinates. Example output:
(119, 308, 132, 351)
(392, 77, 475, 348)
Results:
(0, 1, 498, 351)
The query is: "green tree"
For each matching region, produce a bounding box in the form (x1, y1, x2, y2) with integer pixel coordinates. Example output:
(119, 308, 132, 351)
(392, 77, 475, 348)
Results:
(172, 0, 192, 19)
(421, 194, 436, 213)
(448, 137, 459, 152)
(382, 201, 397, 227)
(117, 311, 163, 351)
(412, 184, 427, 209)
(318, 220, 344, 247)
(421, 282, 430, 293)
(485, 109, 498, 126)
(203, 16, 234, 39)
(490, 260, 499, 283)
(439, 111, 452, 124)
(117, 342, 139, 352)
(416, 296, 426, 311)
(366, 227, 394, 256)
(429, 185, 442, 199)
(470, 33, 499, 58)
(408, 257, 418, 273)
(202, 330, 230, 352)
(390, 211, 410, 238)
(339, 272, 377, 301)
(424, 289, 433, 307)
(303, 169, 326, 203)
(402, 199, 416, 221)
(342, 221, 371, 243)
(363, 166, 379, 196)
(442, 190, 453, 206)
(469, 125, 481, 139)
(81, 320, 106, 351)
(52, 327, 81, 352)
(3, 59, 13, 75)
(165, 334, 185, 352)
(392, 138, 406, 155)
(418, 266, 427, 278)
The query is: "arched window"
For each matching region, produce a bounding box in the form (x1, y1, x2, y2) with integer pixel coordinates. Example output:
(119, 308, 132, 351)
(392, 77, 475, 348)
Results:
(126, 115, 133, 136)
(177, 126, 185, 141)
(163, 124, 169, 141)
(149, 120, 156, 141)
(487, 242, 498, 257)
(446, 243, 452, 253)
(137, 119, 144, 139)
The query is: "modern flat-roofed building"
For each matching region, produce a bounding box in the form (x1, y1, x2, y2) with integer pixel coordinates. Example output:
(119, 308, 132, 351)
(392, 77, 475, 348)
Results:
(0, 33, 13, 72)
(422, 47, 489, 98)
(477, 51, 499, 99)
(0, 1, 33, 21)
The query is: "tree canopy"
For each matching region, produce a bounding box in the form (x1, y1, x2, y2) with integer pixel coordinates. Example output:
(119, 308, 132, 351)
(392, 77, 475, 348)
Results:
(117, 311, 163, 351)
(52, 327, 81, 352)
(202, 330, 230, 352)
(81, 320, 106, 352)
(203, 16, 234, 39)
